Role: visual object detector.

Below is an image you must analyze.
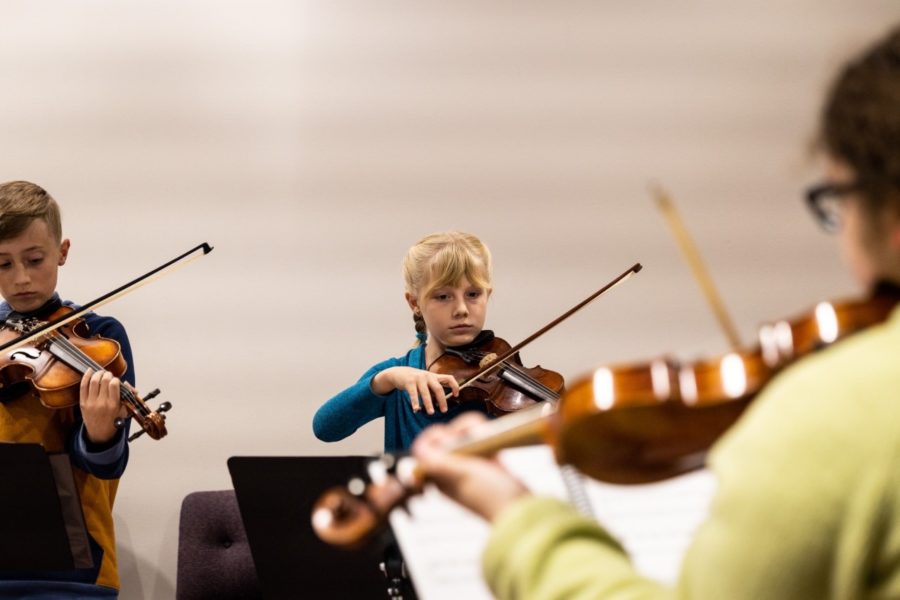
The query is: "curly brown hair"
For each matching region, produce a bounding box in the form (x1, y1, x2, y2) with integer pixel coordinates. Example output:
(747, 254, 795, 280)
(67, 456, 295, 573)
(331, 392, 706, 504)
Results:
(819, 25, 900, 215)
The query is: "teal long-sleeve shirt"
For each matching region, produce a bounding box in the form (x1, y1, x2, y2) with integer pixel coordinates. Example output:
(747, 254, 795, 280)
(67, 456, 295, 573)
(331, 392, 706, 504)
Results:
(483, 305, 900, 599)
(313, 344, 489, 451)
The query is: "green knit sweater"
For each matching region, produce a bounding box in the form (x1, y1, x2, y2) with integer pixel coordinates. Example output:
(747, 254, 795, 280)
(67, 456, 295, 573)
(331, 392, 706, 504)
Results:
(483, 306, 900, 599)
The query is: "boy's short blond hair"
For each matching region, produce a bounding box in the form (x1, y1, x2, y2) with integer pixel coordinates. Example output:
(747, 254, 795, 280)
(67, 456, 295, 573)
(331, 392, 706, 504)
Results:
(0, 180, 63, 243)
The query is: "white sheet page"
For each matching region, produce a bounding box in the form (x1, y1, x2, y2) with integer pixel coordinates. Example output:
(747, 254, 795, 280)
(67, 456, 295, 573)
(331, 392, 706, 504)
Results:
(583, 469, 716, 584)
(389, 445, 715, 600)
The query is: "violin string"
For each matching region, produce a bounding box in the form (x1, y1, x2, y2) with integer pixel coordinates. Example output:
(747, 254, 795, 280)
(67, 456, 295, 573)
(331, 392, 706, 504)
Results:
(463, 351, 560, 400)
(46, 330, 150, 417)
(456, 263, 641, 392)
(496, 361, 561, 400)
(442, 349, 561, 402)
(51, 331, 147, 416)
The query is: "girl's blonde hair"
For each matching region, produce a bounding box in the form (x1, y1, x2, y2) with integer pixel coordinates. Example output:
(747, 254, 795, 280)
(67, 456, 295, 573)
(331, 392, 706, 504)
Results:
(402, 231, 492, 343)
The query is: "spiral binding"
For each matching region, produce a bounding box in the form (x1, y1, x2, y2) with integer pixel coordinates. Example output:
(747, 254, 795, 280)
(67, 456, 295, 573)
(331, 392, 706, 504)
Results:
(560, 464, 595, 519)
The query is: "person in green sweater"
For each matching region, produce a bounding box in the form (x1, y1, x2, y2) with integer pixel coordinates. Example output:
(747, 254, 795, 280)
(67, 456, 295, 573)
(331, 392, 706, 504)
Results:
(411, 24, 900, 599)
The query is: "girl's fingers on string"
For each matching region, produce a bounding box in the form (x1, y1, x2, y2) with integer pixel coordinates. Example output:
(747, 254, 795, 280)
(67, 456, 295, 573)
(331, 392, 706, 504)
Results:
(429, 378, 448, 413)
(405, 383, 421, 412)
(439, 374, 460, 397)
(418, 380, 435, 415)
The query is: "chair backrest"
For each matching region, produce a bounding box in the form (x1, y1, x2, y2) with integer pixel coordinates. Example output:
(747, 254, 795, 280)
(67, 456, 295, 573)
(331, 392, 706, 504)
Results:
(176, 490, 262, 600)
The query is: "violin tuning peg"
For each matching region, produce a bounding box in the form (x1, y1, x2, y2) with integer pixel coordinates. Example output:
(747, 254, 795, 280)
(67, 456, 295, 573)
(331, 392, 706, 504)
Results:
(157, 401, 172, 414)
(143, 388, 161, 401)
(114, 417, 125, 429)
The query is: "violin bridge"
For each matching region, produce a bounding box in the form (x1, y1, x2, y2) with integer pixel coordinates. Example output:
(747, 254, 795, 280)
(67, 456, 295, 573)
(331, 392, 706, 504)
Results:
(478, 352, 498, 369)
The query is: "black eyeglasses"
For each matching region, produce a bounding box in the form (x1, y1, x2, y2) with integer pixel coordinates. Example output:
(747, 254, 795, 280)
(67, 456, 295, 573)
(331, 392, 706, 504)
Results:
(805, 181, 861, 233)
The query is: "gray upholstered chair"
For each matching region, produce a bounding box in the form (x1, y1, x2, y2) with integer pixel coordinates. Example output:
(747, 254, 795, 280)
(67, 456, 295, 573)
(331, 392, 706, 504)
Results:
(176, 490, 262, 600)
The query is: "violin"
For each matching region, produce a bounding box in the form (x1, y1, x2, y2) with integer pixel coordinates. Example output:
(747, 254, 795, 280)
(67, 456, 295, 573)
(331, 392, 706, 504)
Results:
(0, 306, 170, 441)
(311, 283, 899, 548)
(559, 282, 900, 484)
(421, 263, 641, 418)
(0, 242, 213, 442)
(432, 330, 564, 416)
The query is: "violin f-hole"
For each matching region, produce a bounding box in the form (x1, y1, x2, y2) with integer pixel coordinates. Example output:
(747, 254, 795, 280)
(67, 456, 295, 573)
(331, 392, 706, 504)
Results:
(10, 349, 41, 361)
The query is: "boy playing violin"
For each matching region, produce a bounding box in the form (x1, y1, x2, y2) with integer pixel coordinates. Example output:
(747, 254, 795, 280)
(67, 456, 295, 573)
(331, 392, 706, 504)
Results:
(413, 25, 900, 599)
(0, 181, 135, 598)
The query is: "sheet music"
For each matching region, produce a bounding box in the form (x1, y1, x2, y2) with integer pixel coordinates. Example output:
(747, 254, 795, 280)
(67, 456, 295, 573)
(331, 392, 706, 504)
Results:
(583, 468, 715, 583)
(389, 445, 715, 600)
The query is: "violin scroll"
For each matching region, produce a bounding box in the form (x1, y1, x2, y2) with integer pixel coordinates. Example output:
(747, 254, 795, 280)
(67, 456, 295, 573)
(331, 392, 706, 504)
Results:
(115, 388, 172, 441)
(312, 454, 423, 548)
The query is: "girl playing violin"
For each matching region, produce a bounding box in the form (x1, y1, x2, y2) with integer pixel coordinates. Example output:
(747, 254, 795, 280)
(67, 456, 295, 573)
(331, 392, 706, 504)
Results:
(412, 25, 900, 599)
(0, 181, 135, 598)
(313, 231, 494, 451)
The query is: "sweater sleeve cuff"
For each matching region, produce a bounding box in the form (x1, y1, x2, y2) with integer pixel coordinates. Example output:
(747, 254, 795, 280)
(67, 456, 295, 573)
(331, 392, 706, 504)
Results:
(365, 373, 392, 397)
(77, 424, 127, 465)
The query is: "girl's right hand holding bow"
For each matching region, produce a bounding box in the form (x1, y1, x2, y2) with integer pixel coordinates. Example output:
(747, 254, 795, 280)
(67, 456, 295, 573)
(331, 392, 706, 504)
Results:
(372, 366, 459, 415)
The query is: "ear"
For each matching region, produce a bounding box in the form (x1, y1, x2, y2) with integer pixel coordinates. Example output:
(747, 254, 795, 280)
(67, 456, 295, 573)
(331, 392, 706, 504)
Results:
(405, 292, 420, 315)
(58, 238, 71, 266)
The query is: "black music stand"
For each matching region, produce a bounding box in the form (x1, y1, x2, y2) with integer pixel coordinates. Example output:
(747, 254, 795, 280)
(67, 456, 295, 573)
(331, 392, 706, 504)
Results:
(0, 443, 90, 570)
(228, 455, 401, 600)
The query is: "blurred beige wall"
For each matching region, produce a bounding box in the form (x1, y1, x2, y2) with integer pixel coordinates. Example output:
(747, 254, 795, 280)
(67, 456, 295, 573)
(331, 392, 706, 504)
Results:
(2, 1, 898, 597)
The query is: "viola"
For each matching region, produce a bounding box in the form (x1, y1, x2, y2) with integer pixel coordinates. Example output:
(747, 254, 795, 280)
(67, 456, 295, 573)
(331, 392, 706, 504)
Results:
(0, 306, 170, 441)
(311, 284, 899, 548)
(431, 330, 564, 415)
